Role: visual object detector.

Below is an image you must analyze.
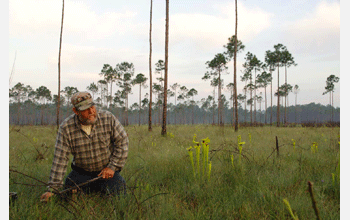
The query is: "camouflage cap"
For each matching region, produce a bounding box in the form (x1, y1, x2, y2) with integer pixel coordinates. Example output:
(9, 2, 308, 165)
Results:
(71, 91, 95, 111)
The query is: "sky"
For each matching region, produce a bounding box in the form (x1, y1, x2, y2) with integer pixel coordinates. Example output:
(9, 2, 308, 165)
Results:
(8, 0, 341, 108)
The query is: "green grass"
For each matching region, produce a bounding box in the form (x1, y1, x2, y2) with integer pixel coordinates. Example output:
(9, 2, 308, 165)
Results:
(9, 124, 340, 219)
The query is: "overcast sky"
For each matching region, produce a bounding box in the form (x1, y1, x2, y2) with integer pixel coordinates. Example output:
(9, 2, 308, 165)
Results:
(8, 0, 341, 108)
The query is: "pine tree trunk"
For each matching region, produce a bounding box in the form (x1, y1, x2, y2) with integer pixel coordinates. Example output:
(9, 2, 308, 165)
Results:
(139, 84, 141, 126)
(254, 69, 257, 123)
(126, 94, 129, 126)
(218, 71, 223, 126)
(57, 0, 64, 130)
(331, 91, 334, 123)
(270, 66, 273, 125)
(148, 0, 153, 131)
(250, 76, 253, 125)
(264, 86, 267, 124)
(161, 0, 169, 135)
(277, 64, 280, 127)
(174, 89, 177, 124)
(284, 65, 287, 124)
(234, 0, 238, 131)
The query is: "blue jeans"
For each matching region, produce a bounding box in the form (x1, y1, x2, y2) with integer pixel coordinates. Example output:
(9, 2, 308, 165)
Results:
(64, 165, 126, 196)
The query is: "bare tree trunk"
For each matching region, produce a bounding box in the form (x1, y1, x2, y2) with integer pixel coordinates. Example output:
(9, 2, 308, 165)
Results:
(270, 66, 273, 125)
(161, 0, 169, 135)
(331, 91, 334, 122)
(139, 84, 141, 126)
(110, 81, 113, 109)
(174, 88, 177, 124)
(295, 93, 297, 123)
(192, 98, 194, 125)
(218, 71, 223, 126)
(250, 76, 253, 125)
(125, 94, 129, 126)
(244, 86, 247, 123)
(264, 86, 267, 124)
(148, 0, 153, 131)
(254, 69, 257, 123)
(284, 65, 287, 124)
(57, 0, 64, 130)
(213, 88, 216, 124)
(277, 64, 280, 127)
(234, 0, 238, 131)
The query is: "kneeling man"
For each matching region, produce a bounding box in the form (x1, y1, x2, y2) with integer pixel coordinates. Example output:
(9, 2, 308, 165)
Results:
(41, 91, 128, 202)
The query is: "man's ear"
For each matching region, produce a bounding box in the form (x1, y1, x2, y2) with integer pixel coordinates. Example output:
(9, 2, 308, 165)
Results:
(72, 107, 79, 115)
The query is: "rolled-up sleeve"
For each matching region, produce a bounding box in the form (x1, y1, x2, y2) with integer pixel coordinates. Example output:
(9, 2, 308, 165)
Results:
(48, 127, 71, 191)
(107, 115, 129, 172)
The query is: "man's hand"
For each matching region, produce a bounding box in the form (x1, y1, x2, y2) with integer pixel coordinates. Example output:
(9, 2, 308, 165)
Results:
(98, 167, 115, 179)
(40, 192, 54, 202)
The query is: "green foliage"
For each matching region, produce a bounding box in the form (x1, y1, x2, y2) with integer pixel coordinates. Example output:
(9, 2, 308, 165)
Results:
(9, 125, 340, 219)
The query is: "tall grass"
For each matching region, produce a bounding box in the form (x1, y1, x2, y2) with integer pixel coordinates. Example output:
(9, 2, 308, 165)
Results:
(9, 125, 340, 219)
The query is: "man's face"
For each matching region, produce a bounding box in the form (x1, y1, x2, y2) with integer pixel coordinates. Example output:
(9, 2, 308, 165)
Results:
(75, 105, 97, 125)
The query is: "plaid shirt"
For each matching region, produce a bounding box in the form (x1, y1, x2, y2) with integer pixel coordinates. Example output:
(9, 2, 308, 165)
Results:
(48, 110, 128, 191)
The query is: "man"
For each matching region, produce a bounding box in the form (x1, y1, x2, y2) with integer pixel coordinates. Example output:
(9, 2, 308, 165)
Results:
(40, 91, 129, 202)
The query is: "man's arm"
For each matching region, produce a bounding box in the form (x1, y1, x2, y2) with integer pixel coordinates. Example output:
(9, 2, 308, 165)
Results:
(47, 126, 71, 192)
(107, 114, 129, 172)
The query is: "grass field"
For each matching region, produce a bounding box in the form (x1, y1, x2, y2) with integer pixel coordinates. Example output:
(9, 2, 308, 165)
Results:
(9, 124, 340, 219)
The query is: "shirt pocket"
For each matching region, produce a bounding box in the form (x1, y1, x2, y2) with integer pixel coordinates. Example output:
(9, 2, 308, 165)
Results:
(97, 135, 111, 160)
(98, 134, 112, 152)
(71, 135, 88, 154)
(98, 133, 109, 145)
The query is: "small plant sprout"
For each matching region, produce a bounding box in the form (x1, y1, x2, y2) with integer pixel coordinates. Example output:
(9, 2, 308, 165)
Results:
(193, 134, 201, 175)
(231, 154, 234, 169)
(193, 134, 199, 145)
(194, 145, 201, 175)
(208, 161, 212, 182)
(283, 198, 299, 220)
(332, 162, 340, 186)
(201, 137, 210, 177)
(336, 162, 340, 182)
(237, 135, 241, 146)
(167, 132, 174, 138)
(292, 139, 296, 151)
(187, 146, 195, 178)
(238, 142, 245, 165)
(311, 142, 318, 153)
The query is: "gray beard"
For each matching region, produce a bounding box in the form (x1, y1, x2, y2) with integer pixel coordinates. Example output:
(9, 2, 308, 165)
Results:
(78, 114, 97, 125)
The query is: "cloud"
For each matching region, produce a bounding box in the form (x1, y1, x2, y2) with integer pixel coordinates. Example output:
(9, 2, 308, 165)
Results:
(150, 2, 273, 53)
(9, 0, 137, 40)
(282, 1, 340, 57)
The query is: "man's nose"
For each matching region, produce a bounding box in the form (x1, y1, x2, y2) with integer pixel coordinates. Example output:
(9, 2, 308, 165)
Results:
(88, 107, 93, 113)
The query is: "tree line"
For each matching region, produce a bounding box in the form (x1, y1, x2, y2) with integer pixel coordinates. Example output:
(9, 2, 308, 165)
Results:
(9, 81, 339, 126)
(9, 43, 339, 127)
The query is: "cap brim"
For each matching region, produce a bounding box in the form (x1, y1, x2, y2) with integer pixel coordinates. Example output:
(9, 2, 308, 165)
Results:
(77, 102, 95, 111)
